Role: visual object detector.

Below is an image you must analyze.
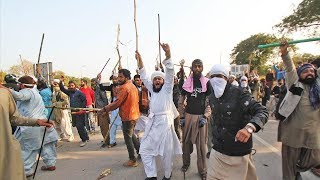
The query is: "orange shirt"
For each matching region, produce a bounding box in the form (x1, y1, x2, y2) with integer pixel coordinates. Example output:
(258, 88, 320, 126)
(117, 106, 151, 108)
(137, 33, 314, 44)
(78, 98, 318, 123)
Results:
(104, 80, 140, 121)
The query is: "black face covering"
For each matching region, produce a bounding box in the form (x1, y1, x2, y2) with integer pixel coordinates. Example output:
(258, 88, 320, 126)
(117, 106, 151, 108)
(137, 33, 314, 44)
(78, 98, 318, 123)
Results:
(299, 77, 316, 85)
(153, 84, 163, 93)
(69, 88, 76, 92)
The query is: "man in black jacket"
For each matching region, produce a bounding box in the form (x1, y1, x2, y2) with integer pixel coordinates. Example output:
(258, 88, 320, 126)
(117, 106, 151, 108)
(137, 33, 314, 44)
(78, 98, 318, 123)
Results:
(207, 64, 268, 180)
(59, 77, 89, 147)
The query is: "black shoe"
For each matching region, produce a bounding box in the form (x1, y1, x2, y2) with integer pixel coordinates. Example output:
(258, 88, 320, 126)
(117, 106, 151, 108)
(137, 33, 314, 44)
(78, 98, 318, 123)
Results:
(100, 143, 107, 148)
(145, 177, 157, 180)
(108, 142, 117, 148)
(181, 165, 189, 172)
(206, 152, 211, 159)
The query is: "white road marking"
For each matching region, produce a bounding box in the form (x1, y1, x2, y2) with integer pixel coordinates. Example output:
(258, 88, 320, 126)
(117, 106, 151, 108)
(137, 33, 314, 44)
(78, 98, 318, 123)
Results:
(253, 134, 281, 157)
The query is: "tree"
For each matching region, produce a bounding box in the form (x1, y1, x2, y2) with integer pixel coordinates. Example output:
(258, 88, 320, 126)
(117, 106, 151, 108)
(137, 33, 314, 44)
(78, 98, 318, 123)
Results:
(275, 0, 320, 35)
(9, 60, 34, 76)
(231, 33, 285, 74)
(0, 71, 7, 83)
(292, 53, 320, 65)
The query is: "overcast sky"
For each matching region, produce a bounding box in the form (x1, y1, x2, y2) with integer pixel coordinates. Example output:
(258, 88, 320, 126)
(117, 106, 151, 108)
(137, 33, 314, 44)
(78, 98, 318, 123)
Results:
(1, 0, 319, 80)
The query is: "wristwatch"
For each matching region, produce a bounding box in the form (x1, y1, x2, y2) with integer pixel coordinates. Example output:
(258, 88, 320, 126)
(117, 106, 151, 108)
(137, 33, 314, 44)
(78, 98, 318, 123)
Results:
(245, 125, 254, 134)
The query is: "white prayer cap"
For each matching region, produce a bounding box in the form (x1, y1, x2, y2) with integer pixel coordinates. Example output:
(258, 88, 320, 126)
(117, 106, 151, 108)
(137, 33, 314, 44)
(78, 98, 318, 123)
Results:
(229, 74, 236, 79)
(241, 76, 248, 81)
(151, 71, 165, 80)
(53, 79, 60, 83)
(113, 73, 118, 77)
(209, 64, 229, 77)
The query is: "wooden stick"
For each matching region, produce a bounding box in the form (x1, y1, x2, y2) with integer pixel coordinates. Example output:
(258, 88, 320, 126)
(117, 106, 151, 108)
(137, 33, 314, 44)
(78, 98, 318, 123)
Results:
(33, 106, 54, 179)
(174, 64, 189, 68)
(134, 0, 138, 52)
(99, 58, 111, 74)
(45, 106, 101, 111)
(158, 14, 162, 65)
(116, 24, 122, 69)
(37, 33, 45, 65)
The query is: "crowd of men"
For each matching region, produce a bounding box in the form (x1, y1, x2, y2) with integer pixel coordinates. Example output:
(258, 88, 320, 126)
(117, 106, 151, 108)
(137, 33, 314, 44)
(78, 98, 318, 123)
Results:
(1, 41, 320, 180)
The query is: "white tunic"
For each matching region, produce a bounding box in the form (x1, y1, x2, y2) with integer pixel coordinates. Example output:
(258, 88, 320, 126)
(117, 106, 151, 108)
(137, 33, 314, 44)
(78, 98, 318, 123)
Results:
(139, 58, 182, 156)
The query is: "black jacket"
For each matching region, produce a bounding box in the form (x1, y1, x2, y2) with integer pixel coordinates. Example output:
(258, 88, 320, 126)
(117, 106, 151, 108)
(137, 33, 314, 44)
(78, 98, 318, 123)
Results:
(209, 84, 268, 156)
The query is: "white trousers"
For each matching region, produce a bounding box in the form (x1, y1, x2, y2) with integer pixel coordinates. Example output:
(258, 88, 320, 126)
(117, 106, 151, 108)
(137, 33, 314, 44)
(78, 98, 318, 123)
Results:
(60, 110, 73, 138)
(141, 135, 174, 178)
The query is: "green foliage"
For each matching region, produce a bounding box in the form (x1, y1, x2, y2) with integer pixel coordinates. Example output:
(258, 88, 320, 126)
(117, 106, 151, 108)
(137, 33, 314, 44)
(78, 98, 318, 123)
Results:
(231, 33, 284, 74)
(52, 70, 91, 87)
(292, 53, 320, 65)
(275, 0, 320, 35)
(9, 60, 34, 76)
(0, 71, 7, 83)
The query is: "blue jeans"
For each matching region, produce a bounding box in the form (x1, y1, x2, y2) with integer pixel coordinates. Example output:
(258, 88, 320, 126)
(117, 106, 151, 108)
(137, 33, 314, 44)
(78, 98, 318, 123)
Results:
(110, 123, 122, 144)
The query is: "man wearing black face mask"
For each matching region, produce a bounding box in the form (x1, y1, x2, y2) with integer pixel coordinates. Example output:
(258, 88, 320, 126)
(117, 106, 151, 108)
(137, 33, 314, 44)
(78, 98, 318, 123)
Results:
(179, 59, 212, 180)
(277, 42, 320, 180)
(59, 77, 89, 147)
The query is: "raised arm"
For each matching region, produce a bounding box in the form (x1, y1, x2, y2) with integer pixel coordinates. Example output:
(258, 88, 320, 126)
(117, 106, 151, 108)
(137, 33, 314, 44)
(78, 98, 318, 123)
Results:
(136, 51, 153, 92)
(280, 41, 298, 87)
(97, 73, 113, 91)
(160, 43, 174, 93)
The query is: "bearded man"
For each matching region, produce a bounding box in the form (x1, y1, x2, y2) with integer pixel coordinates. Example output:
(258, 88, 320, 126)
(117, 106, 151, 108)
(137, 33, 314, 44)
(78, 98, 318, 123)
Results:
(277, 42, 320, 180)
(59, 78, 89, 147)
(98, 69, 140, 167)
(178, 59, 212, 180)
(136, 43, 182, 180)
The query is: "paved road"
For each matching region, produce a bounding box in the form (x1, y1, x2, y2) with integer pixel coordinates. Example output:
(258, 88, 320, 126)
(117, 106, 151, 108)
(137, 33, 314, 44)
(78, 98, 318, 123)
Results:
(35, 119, 319, 180)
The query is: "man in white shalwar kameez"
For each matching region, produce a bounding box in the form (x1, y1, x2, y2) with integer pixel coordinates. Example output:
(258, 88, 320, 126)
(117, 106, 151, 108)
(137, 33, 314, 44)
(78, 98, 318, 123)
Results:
(136, 43, 182, 180)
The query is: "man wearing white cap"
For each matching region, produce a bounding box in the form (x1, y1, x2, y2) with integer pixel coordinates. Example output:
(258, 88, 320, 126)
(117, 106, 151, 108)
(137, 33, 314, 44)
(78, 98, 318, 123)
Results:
(207, 64, 268, 180)
(240, 75, 251, 93)
(228, 74, 239, 86)
(136, 43, 182, 180)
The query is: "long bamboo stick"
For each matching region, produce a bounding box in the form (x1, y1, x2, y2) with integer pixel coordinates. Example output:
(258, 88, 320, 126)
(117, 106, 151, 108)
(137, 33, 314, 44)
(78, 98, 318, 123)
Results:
(45, 106, 101, 111)
(258, 37, 320, 49)
(158, 14, 162, 66)
(134, 0, 138, 52)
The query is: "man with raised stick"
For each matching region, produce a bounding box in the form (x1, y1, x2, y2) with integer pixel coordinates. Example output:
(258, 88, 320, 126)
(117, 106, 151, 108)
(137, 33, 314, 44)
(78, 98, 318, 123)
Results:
(136, 43, 182, 180)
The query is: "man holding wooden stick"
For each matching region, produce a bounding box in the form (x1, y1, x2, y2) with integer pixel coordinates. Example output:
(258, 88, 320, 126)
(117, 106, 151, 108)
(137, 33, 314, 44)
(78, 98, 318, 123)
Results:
(98, 69, 140, 167)
(136, 43, 182, 180)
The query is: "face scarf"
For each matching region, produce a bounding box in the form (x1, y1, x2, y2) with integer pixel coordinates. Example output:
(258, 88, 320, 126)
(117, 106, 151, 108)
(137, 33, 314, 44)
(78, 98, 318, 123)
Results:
(210, 77, 227, 98)
(241, 81, 248, 87)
